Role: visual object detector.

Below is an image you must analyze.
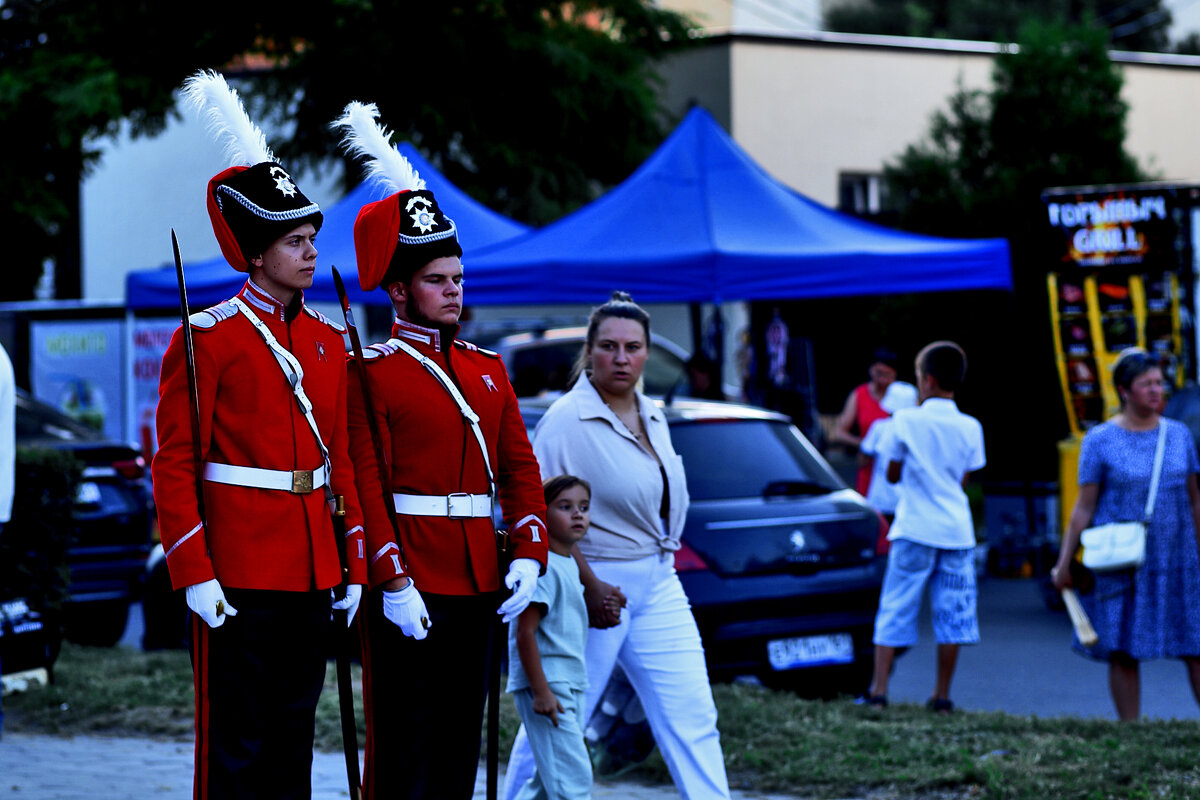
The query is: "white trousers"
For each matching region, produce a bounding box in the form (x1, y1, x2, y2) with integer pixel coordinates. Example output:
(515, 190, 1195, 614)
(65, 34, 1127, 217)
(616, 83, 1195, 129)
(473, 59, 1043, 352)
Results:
(504, 553, 731, 800)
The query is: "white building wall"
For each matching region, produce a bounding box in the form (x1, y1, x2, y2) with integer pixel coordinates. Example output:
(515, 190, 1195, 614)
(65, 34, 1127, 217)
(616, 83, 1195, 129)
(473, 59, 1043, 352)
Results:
(1119, 58, 1200, 179)
(660, 31, 1200, 207)
(729, 36, 996, 206)
(81, 94, 342, 302)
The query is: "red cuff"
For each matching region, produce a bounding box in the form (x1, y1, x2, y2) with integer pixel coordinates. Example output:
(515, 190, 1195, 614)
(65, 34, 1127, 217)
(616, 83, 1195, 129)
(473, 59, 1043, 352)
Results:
(163, 523, 217, 590)
(344, 525, 368, 585)
(367, 540, 407, 589)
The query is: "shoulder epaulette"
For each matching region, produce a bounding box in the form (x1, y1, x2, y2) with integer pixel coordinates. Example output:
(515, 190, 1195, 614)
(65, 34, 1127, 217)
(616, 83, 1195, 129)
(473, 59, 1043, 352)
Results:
(303, 306, 347, 334)
(351, 341, 401, 362)
(189, 301, 238, 330)
(454, 339, 500, 358)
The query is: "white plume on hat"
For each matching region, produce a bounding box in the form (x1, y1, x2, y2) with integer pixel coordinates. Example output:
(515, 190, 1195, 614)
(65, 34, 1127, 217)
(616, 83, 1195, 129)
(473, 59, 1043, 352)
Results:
(182, 69, 275, 168)
(331, 101, 425, 195)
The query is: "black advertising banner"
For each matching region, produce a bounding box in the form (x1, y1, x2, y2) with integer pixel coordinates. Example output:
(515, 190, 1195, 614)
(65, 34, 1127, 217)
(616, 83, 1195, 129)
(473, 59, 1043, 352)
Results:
(1042, 186, 1182, 269)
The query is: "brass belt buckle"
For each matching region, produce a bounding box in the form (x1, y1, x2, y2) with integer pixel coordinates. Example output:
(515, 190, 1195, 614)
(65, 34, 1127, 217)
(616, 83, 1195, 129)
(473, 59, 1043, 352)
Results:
(447, 492, 471, 518)
(291, 469, 314, 494)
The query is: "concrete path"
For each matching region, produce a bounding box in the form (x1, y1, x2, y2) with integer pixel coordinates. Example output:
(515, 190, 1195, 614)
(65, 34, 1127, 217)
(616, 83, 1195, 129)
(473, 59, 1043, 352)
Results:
(0, 732, 794, 799)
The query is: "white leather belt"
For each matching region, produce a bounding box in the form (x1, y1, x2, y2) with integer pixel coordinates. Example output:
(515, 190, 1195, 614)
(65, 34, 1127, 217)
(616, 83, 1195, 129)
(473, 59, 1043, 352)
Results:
(204, 462, 328, 494)
(392, 492, 491, 519)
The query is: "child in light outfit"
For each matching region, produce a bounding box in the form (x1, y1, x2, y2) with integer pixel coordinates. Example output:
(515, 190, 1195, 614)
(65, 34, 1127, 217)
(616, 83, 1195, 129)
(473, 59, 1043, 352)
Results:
(507, 475, 593, 800)
(860, 381, 919, 521)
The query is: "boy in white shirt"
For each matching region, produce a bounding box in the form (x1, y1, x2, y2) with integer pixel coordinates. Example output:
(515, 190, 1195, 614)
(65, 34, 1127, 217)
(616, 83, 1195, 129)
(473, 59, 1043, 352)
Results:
(863, 341, 985, 712)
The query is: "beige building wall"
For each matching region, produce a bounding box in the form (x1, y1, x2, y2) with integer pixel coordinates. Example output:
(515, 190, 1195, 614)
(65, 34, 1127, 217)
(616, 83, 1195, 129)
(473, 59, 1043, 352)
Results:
(1120, 60, 1200, 180)
(660, 31, 1200, 207)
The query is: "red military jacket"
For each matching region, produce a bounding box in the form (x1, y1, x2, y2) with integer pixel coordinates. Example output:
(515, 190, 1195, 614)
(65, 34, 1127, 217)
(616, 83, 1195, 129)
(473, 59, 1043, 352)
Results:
(152, 280, 367, 592)
(348, 317, 547, 594)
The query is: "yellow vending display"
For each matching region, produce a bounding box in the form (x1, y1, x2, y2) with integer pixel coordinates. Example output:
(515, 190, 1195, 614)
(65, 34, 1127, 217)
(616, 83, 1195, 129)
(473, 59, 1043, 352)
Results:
(1043, 182, 1197, 559)
(1049, 271, 1183, 434)
(1048, 271, 1183, 532)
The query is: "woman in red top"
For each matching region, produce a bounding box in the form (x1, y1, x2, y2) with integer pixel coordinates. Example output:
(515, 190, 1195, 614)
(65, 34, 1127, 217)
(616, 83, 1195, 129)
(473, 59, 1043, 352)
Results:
(833, 347, 898, 496)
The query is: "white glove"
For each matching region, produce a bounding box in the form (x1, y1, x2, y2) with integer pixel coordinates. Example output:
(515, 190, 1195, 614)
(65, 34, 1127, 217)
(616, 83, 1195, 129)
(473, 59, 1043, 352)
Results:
(185, 579, 238, 629)
(497, 558, 540, 623)
(331, 584, 363, 627)
(382, 579, 431, 640)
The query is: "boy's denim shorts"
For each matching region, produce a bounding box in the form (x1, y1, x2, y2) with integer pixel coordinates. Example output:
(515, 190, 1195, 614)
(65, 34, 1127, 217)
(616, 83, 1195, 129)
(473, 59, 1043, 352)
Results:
(873, 538, 980, 647)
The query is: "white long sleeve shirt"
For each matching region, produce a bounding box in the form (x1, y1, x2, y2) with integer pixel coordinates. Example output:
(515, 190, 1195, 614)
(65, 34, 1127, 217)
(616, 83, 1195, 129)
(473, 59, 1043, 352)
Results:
(532, 374, 689, 561)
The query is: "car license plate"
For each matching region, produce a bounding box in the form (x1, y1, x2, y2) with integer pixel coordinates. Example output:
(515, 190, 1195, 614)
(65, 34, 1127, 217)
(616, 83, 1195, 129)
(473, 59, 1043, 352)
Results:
(767, 633, 854, 670)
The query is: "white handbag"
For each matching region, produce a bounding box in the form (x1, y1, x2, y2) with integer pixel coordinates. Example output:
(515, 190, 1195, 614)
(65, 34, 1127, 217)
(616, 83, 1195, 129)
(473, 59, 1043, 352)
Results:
(1080, 421, 1165, 573)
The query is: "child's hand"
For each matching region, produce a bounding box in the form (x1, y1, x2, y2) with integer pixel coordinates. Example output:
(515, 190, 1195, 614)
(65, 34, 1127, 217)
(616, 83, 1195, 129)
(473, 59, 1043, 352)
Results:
(586, 580, 626, 629)
(533, 688, 564, 727)
(598, 585, 625, 626)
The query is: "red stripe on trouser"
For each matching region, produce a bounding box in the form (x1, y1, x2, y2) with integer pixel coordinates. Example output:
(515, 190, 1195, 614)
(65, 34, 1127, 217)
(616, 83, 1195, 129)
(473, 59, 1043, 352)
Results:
(360, 604, 377, 800)
(190, 614, 210, 800)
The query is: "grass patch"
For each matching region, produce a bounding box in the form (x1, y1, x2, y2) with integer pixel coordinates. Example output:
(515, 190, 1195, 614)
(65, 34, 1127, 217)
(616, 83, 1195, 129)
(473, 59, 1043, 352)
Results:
(8, 644, 1200, 799)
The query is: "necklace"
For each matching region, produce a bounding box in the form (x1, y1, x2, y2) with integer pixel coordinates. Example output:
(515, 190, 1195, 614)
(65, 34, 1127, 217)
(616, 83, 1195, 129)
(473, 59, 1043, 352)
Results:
(608, 401, 644, 441)
(591, 377, 646, 442)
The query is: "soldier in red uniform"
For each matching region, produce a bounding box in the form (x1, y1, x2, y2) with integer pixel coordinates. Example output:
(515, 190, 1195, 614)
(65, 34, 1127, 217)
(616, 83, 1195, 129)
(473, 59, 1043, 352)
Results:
(333, 102, 548, 800)
(152, 71, 367, 800)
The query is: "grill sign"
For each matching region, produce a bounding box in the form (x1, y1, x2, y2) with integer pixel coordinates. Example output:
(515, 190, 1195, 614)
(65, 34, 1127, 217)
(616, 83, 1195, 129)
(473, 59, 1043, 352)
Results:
(1043, 189, 1176, 269)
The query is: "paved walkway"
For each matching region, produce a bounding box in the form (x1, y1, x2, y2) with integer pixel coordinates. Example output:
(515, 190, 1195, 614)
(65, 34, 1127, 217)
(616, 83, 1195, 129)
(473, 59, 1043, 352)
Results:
(0, 733, 795, 799)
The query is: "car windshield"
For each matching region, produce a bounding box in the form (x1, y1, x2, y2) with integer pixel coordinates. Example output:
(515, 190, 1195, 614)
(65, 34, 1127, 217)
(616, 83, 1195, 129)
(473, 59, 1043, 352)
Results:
(508, 341, 685, 396)
(670, 419, 843, 501)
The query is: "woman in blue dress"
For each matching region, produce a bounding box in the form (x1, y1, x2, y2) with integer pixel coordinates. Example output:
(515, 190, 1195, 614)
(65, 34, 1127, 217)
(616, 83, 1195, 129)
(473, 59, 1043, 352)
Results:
(1052, 348, 1200, 721)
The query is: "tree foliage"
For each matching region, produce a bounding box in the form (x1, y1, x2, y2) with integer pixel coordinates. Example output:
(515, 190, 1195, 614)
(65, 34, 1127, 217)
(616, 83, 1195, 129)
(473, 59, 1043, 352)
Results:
(875, 20, 1147, 475)
(884, 19, 1145, 248)
(244, 1, 695, 226)
(0, 1, 693, 300)
(825, 0, 1174, 53)
(0, 0, 289, 300)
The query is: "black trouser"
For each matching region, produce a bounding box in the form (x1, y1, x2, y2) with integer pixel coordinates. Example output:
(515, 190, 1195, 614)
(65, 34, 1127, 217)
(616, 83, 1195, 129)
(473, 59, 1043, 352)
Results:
(188, 588, 331, 800)
(362, 590, 500, 800)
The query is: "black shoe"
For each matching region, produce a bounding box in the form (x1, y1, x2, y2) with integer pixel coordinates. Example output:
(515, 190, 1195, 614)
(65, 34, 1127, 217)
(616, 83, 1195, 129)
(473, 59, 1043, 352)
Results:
(927, 697, 954, 714)
(855, 693, 888, 707)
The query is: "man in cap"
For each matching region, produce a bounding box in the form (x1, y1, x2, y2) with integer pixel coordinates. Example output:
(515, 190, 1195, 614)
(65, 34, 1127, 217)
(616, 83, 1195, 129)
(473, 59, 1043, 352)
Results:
(334, 102, 547, 799)
(153, 71, 367, 799)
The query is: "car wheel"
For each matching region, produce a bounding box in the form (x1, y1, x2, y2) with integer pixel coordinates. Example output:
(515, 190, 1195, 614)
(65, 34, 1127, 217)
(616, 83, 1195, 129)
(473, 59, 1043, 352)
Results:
(63, 600, 130, 647)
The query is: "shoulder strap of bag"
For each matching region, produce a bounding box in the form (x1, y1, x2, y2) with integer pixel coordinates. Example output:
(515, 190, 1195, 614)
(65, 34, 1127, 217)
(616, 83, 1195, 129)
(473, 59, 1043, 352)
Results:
(1143, 420, 1167, 523)
(229, 297, 333, 486)
(389, 337, 496, 499)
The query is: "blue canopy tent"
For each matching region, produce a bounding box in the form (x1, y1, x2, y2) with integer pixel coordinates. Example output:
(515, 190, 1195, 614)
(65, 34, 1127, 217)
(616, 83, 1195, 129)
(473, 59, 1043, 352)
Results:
(124, 143, 531, 309)
(464, 107, 1010, 305)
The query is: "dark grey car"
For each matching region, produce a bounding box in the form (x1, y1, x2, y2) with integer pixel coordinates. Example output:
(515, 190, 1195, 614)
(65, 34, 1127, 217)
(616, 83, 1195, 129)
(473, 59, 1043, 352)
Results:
(15, 390, 155, 647)
(519, 395, 888, 695)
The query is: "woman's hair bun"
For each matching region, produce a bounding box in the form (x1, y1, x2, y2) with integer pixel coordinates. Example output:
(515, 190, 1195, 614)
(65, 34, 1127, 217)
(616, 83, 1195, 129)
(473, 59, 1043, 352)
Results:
(611, 290, 634, 303)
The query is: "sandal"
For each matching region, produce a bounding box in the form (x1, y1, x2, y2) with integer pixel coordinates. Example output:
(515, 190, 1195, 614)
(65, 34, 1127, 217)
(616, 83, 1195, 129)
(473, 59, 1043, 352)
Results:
(926, 697, 954, 714)
(855, 694, 888, 707)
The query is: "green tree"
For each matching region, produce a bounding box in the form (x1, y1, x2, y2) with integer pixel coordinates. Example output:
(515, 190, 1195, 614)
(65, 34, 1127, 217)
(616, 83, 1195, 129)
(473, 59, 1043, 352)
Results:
(246, 1, 695, 225)
(885, 20, 1144, 247)
(0, 0, 286, 301)
(825, 0, 1173, 52)
(876, 20, 1147, 476)
(0, 1, 693, 300)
